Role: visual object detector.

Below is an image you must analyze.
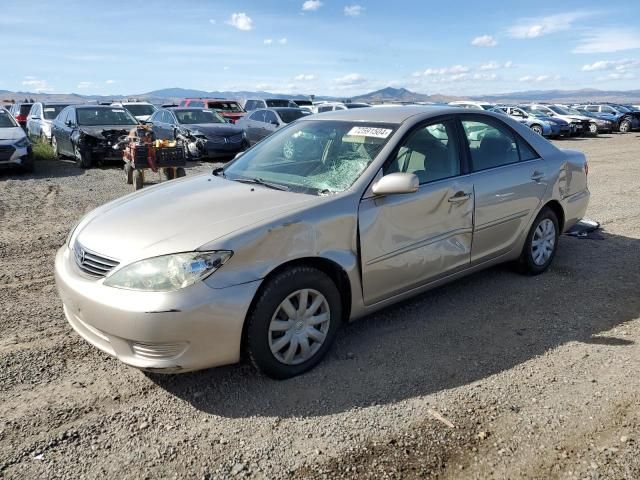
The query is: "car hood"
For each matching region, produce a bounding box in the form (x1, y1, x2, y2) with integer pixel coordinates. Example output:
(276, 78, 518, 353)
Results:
(75, 174, 315, 264)
(77, 125, 136, 139)
(0, 126, 26, 142)
(181, 123, 243, 138)
(567, 115, 593, 122)
(134, 114, 152, 121)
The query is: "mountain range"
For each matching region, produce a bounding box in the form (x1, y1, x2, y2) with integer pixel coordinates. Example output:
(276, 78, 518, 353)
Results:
(2, 86, 639, 105)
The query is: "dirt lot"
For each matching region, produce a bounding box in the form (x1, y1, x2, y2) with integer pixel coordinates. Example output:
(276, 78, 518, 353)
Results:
(1, 133, 639, 480)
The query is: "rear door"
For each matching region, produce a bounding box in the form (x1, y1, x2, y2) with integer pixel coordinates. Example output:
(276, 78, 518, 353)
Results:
(359, 118, 474, 304)
(262, 110, 279, 139)
(460, 115, 548, 263)
(246, 110, 265, 144)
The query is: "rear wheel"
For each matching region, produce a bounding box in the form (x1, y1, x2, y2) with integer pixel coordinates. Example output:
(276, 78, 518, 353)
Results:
(245, 267, 342, 379)
(51, 136, 60, 159)
(163, 168, 175, 180)
(519, 207, 559, 275)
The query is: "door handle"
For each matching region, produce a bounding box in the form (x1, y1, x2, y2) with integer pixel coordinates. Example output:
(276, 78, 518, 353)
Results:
(531, 170, 545, 182)
(448, 191, 472, 203)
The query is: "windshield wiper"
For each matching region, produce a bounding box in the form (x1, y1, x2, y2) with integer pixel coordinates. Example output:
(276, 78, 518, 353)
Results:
(234, 177, 289, 191)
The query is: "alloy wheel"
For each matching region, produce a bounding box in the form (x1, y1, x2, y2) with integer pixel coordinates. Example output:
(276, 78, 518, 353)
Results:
(531, 218, 556, 266)
(268, 288, 331, 365)
(532, 125, 543, 135)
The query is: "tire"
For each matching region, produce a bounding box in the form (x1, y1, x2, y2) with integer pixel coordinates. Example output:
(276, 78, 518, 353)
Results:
(519, 207, 560, 275)
(133, 170, 143, 190)
(51, 136, 60, 159)
(619, 120, 631, 133)
(21, 155, 34, 173)
(245, 267, 342, 379)
(531, 124, 543, 136)
(124, 163, 133, 184)
(588, 123, 598, 135)
(74, 145, 92, 169)
(163, 168, 175, 180)
(176, 167, 186, 178)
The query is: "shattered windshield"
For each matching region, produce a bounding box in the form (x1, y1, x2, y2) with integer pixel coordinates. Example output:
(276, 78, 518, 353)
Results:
(76, 108, 138, 126)
(224, 120, 396, 195)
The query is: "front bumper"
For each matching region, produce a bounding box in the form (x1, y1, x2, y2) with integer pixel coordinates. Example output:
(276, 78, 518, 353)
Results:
(55, 246, 261, 372)
(0, 144, 31, 168)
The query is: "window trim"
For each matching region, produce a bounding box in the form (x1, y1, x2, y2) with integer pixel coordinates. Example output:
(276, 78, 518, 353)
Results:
(382, 114, 466, 186)
(457, 113, 541, 174)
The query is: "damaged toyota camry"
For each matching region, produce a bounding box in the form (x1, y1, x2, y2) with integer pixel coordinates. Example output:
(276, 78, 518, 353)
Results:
(55, 106, 590, 379)
(52, 105, 140, 168)
(147, 107, 248, 160)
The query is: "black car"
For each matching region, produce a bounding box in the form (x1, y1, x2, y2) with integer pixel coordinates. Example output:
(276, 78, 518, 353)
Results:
(236, 107, 306, 146)
(147, 107, 248, 160)
(51, 105, 139, 168)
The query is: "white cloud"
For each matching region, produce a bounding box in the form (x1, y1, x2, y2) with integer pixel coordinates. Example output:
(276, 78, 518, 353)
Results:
(209, 19, 216, 25)
(479, 61, 514, 71)
(21, 78, 53, 93)
(333, 73, 366, 86)
(416, 65, 470, 77)
(294, 74, 316, 81)
(508, 11, 592, 39)
(344, 5, 364, 16)
(518, 75, 551, 83)
(573, 29, 640, 53)
(223, 66, 231, 71)
(77, 81, 93, 89)
(472, 73, 497, 81)
(226, 12, 253, 31)
(264, 39, 273, 45)
(105, 79, 115, 84)
(596, 72, 635, 81)
(471, 35, 497, 47)
(278, 38, 288, 45)
(302, 0, 323, 11)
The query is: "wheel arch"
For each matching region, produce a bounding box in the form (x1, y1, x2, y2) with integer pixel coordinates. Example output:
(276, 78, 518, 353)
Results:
(240, 256, 352, 353)
(542, 199, 565, 233)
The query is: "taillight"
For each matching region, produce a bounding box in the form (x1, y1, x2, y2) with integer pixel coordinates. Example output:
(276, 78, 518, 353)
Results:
(16, 114, 26, 122)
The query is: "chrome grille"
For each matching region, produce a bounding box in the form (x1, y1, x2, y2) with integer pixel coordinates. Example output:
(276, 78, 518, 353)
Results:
(73, 242, 119, 277)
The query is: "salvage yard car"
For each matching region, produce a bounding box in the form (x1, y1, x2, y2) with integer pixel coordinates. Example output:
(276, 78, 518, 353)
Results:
(147, 107, 248, 160)
(179, 98, 246, 124)
(51, 105, 139, 168)
(55, 106, 590, 379)
(26, 101, 71, 143)
(490, 106, 564, 137)
(236, 107, 306, 146)
(0, 107, 33, 172)
(111, 101, 157, 122)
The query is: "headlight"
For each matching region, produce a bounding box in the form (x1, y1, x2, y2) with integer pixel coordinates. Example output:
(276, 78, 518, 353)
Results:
(103, 251, 232, 291)
(15, 137, 29, 148)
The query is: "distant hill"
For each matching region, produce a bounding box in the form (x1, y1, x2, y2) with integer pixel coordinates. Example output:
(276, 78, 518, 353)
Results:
(352, 87, 460, 104)
(2, 86, 639, 106)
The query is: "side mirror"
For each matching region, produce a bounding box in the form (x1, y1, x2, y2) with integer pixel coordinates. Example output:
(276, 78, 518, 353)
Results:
(65, 120, 73, 127)
(371, 172, 419, 196)
(271, 120, 280, 126)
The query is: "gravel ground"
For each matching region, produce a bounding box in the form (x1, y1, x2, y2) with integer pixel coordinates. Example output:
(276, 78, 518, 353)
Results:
(1, 133, 639, 479)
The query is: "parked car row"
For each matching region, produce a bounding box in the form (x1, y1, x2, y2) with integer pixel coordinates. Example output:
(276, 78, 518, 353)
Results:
(448, 100, 640, 138)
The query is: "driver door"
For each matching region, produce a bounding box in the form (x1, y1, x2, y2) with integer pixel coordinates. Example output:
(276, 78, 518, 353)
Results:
(358, 119, 474, 305)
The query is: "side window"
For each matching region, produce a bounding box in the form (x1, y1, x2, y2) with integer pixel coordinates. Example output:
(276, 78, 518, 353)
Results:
(251, 110, 266, 122)
(165, 112, 176, 124)
(245, 100, 257, 111)
(586, 106, 598, 112)
(602, 106, 615, 113)
(67, 109, 76, 125)
(385, 121, 460, 184)
(192, 101, 205, 108)
(462, 119, 519, 171)
(31, 105, 40, 117)
(318, 105, 332, 113)
(264, 111, 278, 124)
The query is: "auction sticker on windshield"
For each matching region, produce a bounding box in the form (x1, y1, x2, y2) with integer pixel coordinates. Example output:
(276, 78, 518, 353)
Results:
(346, 126, 392, 139)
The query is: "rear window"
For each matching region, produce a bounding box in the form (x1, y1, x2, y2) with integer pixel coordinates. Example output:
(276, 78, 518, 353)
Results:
(19, 104, 33, 116)
(278, 109, 306, 124)
(207, 101, 243, 113)
(43, 104, 69, 120)
(124, 104, 156, 117)
(266, 99, 292, 108)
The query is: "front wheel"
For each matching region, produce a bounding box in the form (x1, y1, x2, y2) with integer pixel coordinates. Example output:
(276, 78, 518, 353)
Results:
(619, 120, 631, 133)
(588, 123, 598, 135)
(245, 267, 342, 379)
(519, 207, 559, 275)
(531, 124, 544, 136)
(51, 136, 60, 159)
(74, 145, 92, 169)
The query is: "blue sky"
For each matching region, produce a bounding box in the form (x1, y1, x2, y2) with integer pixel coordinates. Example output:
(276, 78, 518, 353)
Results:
(1, 0, 639, 96)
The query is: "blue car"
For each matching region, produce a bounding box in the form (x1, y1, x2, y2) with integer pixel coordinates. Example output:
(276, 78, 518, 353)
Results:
(491, 106, 570, 138)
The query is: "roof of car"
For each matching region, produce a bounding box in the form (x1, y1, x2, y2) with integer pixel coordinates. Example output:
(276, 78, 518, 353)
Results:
(263, 107, 303, 112)
(312, 105, 463, 123)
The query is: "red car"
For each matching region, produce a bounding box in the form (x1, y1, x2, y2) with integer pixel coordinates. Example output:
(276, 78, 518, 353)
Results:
(8, 102, 34, 129)
(179, 98, 246, 124)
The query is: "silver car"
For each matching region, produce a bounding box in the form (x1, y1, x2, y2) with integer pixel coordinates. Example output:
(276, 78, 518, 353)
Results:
(55, 107, 590, 379)
(26, 102, 71, 143)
